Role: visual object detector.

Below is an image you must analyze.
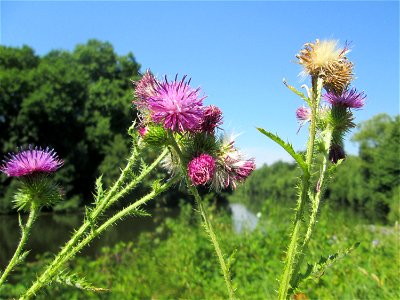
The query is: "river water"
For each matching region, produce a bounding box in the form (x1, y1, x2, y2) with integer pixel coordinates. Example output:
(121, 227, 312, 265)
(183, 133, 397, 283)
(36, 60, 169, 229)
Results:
(0, 203, 257, 269)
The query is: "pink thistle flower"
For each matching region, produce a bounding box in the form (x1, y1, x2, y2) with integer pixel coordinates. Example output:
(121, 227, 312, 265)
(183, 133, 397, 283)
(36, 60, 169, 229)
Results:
(1, 146, 63, 177)
(148, 75, 205, 132)
(323, 88, 366, 109)
(200, 105, 223, 134)
(296, 106, 311, 122)
(212, 135, 256, 190)
(133, 70, 159, 106)
(187, 153, 216, 186)
(234, 159, 256, 182)
(138, 126, 149, 137)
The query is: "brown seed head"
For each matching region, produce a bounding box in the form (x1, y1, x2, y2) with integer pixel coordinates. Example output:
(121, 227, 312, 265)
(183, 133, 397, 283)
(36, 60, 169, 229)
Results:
(297, 39, 353, 95)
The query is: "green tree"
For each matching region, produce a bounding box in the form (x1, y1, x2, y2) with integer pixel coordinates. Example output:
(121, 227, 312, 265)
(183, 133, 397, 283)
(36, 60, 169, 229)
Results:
(0, 40, 141, 212)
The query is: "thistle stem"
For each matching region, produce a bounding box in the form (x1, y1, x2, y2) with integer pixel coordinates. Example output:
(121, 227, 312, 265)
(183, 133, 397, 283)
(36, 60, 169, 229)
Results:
(168, 133, 235, 300)
(278, 77, 323, 299)
(0, 203, 38, 287)
(20, 148, 168, 299)
(20, 176, 178, 300)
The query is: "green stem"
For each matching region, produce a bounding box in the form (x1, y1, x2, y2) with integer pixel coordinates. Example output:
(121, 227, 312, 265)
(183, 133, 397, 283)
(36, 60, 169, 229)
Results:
(20, 176, 178, 300)
(302, 128, 333, 249)
(278, 77, 323, 300)
(0, 203, 38, 287)
(20, 148, 168, 299)
(168, 134, 235, 300)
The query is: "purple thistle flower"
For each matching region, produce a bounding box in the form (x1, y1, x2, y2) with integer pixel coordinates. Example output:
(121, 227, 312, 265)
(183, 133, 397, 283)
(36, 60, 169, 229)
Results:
(1, 146, 64, 177)
(296, 106, 311, 122)
(187, 153, 216, 186)
(200, 105, 223, 134)
(323, 88, 366, 109)
(147, 75, 205, 132)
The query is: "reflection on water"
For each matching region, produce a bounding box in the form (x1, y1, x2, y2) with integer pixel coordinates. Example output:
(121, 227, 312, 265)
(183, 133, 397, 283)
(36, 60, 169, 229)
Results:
(229, 203, 258, 233)
(0, 204, 259, 269)
(0, 208, 179, 269)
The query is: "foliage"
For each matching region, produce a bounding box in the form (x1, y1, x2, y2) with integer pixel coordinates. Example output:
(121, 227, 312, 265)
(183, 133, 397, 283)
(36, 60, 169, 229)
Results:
(1, 202, 398, 299)
(0, 40, 141, 212)
(231, 113, 400, 224)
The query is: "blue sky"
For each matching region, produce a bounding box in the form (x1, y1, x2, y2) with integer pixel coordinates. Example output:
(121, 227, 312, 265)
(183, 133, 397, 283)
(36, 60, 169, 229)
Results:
(1, 1, 399, 166)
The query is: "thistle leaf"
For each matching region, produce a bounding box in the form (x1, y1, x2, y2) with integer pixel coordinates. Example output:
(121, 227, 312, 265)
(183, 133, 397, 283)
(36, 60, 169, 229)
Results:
(257, 128, 307, 173)
(94, 175, 104, 203)
(53, 270, 108, 292)
(292, 242, 360, 291)
(283, 79, 310, 105)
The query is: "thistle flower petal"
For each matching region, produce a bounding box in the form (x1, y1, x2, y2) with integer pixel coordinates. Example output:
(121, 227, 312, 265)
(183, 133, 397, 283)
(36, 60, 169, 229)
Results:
(1, 146, 64, 177)
(323, 88, 366, 109)
(148, 75, 205, 132)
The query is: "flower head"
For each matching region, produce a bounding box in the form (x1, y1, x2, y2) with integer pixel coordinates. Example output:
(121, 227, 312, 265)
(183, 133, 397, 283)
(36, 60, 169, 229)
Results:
(329, 144, 346, 164)
(1, 146, 64, 177)
(147, 75, 205, 132)
(297, 39, 353, 94)
(133, 70, 158, 106)
(324, 88, 366, 109)
(212, 134, 256, 190)
(200, 105, 223, 134)
(187, 153, 216, 186)
(296, 106, 311, 122)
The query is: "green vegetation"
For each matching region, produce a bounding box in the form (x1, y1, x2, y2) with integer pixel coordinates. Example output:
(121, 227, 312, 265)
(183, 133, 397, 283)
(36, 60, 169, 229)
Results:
(232, 113, 400, 224)
(0, 40, 141, 212)
(0, 42, 398, 299)
(1, 202, 398, 299)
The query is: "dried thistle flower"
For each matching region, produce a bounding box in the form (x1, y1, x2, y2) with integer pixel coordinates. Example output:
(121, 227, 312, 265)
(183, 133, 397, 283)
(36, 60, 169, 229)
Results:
(297, 39, 353, 94)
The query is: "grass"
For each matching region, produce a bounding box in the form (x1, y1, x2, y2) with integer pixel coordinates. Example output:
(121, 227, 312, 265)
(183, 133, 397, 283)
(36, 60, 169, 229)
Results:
(1, 200, 399, 300)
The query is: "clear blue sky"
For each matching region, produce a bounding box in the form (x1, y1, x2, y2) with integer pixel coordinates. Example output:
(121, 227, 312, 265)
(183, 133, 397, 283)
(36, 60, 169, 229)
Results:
(1, 1, 399, 166)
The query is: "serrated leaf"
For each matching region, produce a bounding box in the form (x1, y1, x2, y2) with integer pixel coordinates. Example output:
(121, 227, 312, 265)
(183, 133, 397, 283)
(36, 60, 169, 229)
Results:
(53, 270, 108, 292)
(94, 175, 104, 203)
(129, 208, 150, 218)
(257, 128, 307, 173)
(227, 249, 237, 270)
(293, 242, 360, 291)
(17, 250, 30, 264)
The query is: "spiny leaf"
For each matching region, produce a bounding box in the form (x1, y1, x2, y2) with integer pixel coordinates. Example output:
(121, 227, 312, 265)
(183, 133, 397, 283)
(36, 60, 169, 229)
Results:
(128, 208, 150, 218)
(53, 270, 108, 292)
(94, 175, 104, 203)
(257, 128, 307, 173)
(17, 250, 30, 265)
(293, 242, 360, 291)
(283, 79, 310, 105)
(227, 249, 237, 270)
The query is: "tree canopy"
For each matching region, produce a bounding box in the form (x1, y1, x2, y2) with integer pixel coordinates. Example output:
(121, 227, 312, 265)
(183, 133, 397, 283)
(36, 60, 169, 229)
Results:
(0, 40, 141, 212)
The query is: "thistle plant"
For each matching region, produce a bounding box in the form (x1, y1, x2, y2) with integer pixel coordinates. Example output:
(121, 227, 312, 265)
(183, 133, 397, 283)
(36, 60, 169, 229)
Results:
(132, 71, 255, 300)
(257, 39, 365, 299)
(0, 70, 254, 299)
(0, 147, 63, 287)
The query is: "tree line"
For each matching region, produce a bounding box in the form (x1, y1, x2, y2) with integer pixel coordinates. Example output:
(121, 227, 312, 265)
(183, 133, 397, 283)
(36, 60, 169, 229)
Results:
(1, 41, 398, 223)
